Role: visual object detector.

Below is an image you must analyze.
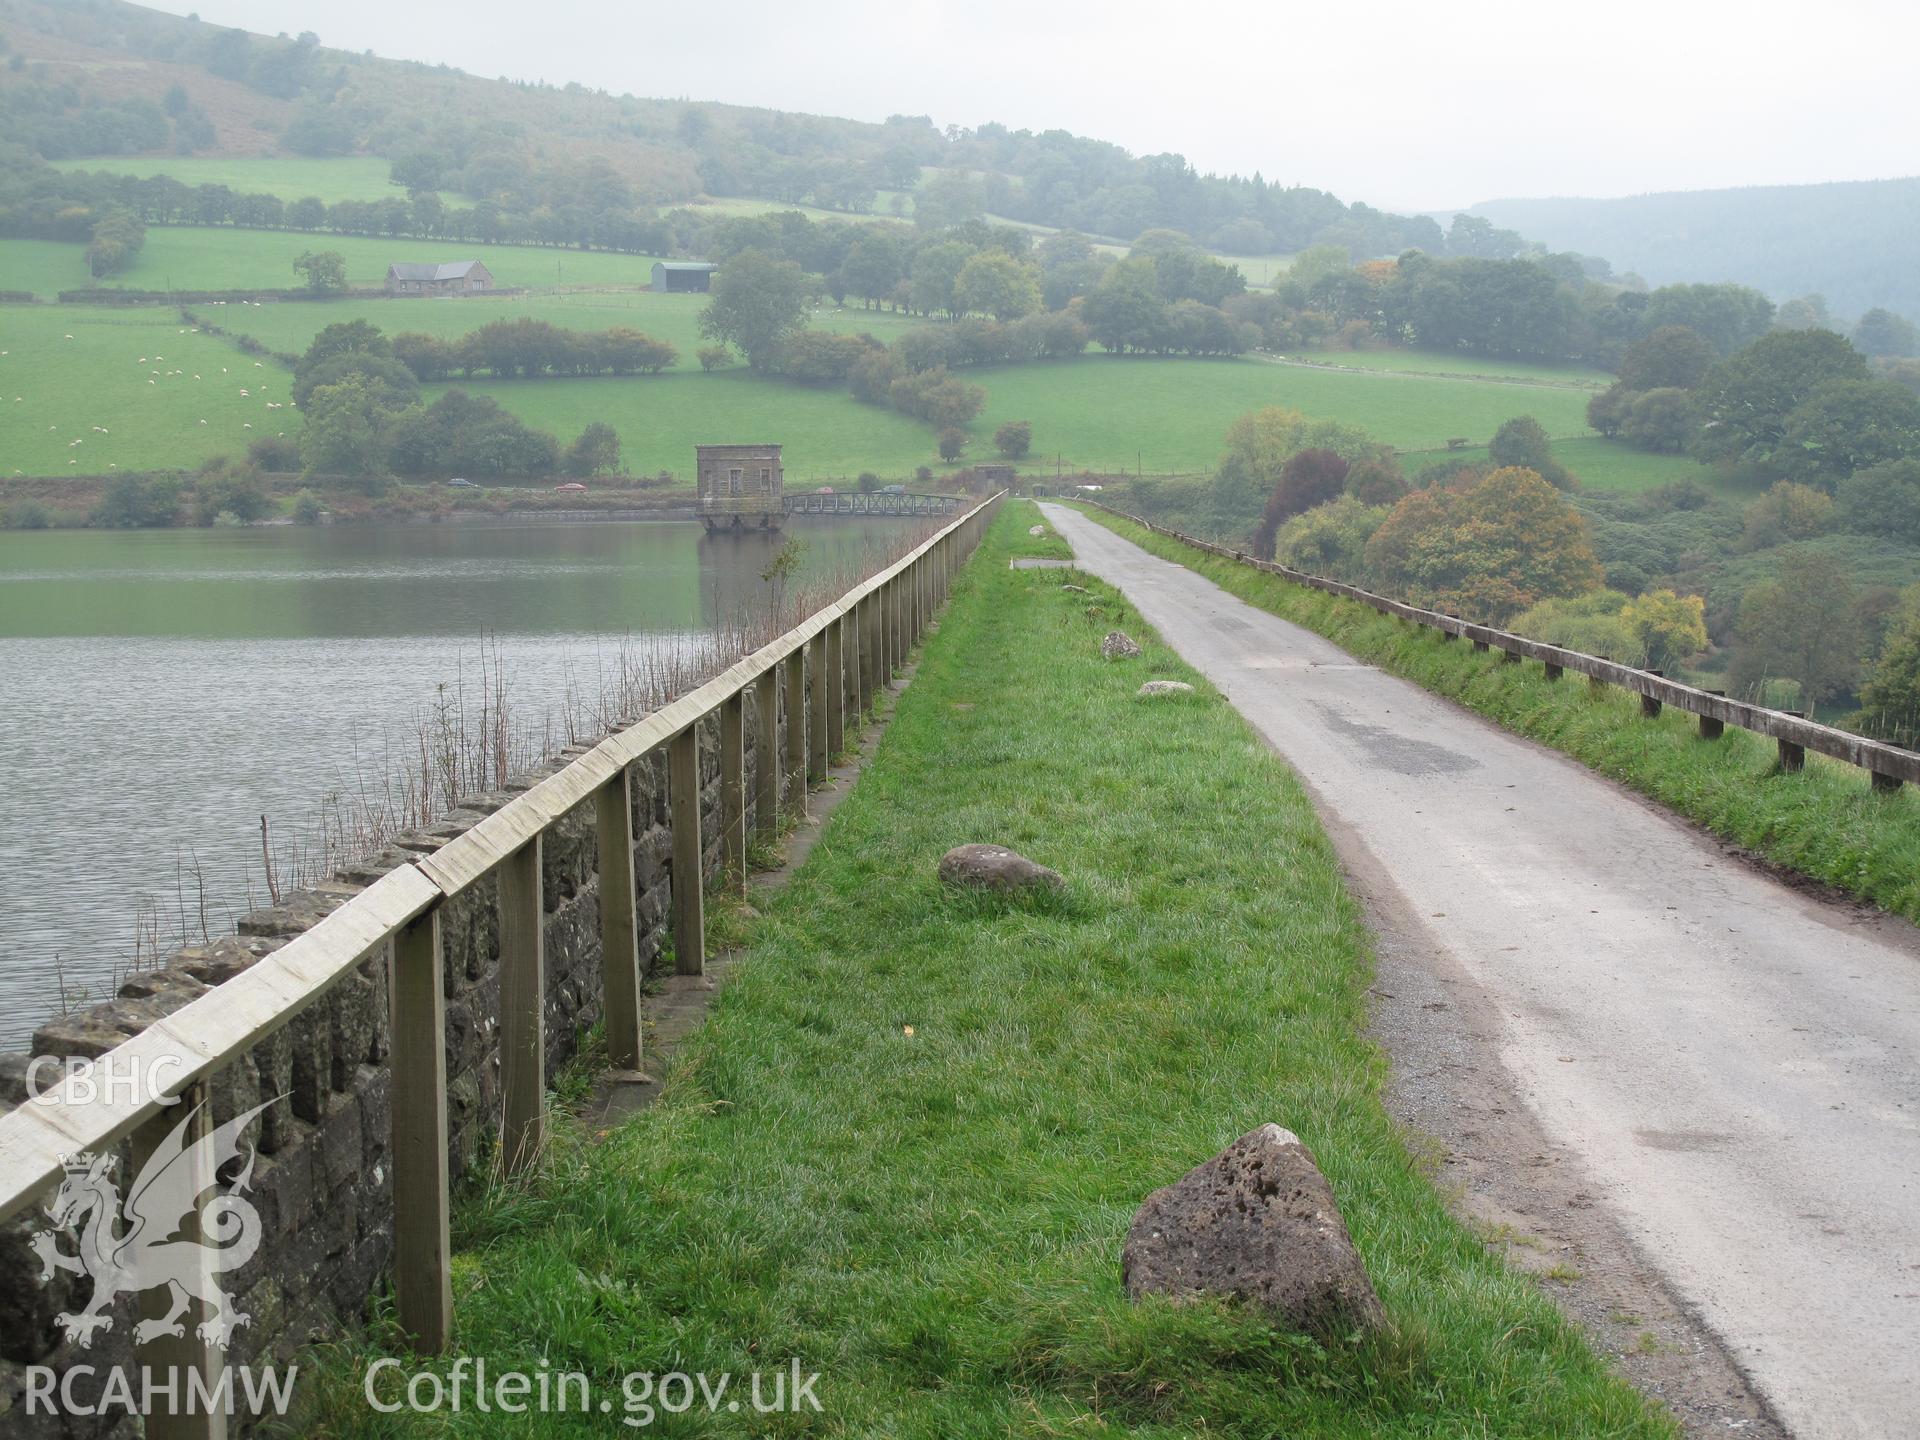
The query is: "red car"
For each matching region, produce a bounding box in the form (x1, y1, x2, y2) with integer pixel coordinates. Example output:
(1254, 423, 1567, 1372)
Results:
(552, 482, 588, 493)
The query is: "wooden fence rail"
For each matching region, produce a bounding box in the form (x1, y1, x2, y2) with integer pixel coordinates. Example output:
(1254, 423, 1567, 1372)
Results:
(1077, 499, 1916, 792)
(0, 493, 1002, 1404)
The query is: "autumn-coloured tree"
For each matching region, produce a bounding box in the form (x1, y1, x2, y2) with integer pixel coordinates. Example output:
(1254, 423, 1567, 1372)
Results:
(1252, 449, 1349, 559)
(1363, 466, 1603, 624)
(1620, 589, 1708, 672)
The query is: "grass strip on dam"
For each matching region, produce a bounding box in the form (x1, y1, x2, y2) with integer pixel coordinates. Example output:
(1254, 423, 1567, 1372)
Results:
(304, 502, 1671, 1437)
(1074, 504, 1920, 927)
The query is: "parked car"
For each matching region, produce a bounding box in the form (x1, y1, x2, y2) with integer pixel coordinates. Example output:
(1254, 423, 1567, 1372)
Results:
(445, 477, 479, 489)
(880, 484, 906, 494)
(815, 486, 834, 494)
(552, 482, 588, 493)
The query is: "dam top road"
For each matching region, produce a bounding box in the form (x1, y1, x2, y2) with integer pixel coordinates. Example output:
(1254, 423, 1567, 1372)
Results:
(1044, 501, 1920, 1440)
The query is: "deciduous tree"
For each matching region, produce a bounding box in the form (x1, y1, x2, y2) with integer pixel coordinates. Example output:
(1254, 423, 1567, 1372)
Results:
(698, 249, 811, 371)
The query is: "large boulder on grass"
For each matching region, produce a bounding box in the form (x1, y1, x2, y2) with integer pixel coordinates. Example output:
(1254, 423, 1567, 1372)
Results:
(1029, 524, 1048, 536)
(1122, 1124, 1386, 1333)
(1102, 631, 1142, 659)
(938, 844, 1064, 896)
(1137, 680, 1194, 698)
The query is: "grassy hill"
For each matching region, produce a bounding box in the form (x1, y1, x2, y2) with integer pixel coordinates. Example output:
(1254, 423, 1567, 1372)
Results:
(1469, 178, 1920, 320)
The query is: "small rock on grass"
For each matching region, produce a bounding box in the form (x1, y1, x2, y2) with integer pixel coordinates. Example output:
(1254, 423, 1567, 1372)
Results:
(937, 843, 1065, 895)
(1028, 524, 1048, 536)
(1123, 1124, 1386, 1334)
(1061, 583, 1089, 594)
(1137, 680, 1194, 697)
(1102, 631, 1142, 659)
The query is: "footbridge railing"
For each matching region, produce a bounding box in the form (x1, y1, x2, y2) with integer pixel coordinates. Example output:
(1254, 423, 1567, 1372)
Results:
(785, 491, 967, 517)
(1077, 499, 1917, 793)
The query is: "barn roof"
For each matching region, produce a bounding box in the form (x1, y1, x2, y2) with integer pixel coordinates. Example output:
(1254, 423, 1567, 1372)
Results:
(387, 261, 487, 281)
(655, 261, 719, 272)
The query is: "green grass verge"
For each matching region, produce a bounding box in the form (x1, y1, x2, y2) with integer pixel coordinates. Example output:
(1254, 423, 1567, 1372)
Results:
(1072, 505, 1920, 924)
(296, 502, 1669, 1437)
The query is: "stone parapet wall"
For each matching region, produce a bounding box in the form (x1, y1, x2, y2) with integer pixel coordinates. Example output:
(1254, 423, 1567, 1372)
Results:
(0, 678, 789, 1436)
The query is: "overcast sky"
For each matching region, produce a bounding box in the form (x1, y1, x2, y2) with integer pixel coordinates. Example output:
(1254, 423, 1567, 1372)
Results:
(148, 0, 1914, 212)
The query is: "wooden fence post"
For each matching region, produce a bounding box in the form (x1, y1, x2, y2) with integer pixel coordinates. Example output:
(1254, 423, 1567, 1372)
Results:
(783, 650, 807, 819)
(669, 725, 705, 974)
(825, 615, 846, 757)
(499, 836, 546, 1175)
(855, 597, 875, 719)
(1544, 663, 1564, 681)
(389, 907, 451, 1353)
(720, 690, 746, 891)
(808, 631, 830, 781)
(890, 577, 903, 668)
(596, 769, 643, 1070)
(754, 668, 779, 842)
(132, 1081, 226, 1440)
(1699, 691, 1726, 741)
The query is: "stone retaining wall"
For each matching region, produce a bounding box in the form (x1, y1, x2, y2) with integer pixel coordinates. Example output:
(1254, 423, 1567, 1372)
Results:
(0, 677, 795, 1436)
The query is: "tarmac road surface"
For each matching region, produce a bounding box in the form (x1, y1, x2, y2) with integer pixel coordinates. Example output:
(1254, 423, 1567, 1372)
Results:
(1042, 503, 1920, 1440)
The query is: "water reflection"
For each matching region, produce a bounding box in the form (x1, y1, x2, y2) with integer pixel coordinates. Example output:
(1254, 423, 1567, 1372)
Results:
(0, 517, 921, 1046)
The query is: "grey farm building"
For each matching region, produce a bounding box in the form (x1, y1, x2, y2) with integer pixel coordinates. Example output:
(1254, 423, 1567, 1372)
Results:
(652, 261, 719, 293)
(386, 260, 494, 295)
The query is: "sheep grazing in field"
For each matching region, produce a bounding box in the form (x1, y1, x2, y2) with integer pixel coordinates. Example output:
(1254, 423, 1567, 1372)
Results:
(198, 419, 207, 425)
(63, 334, 73, 340)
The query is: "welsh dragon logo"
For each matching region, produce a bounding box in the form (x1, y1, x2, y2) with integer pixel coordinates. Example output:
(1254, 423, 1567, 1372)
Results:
(31, 1099, 273, 1350)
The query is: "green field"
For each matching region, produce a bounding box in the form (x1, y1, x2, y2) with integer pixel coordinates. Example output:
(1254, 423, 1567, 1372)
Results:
(0, 305, 295, 475)
(0, 228, 664, 296)
(4, 308, 1637, 482)
(1284, 349, 1611, 387)
(207, 291, 922, 368)
(971, 356, 1597, 472)
(48, 155, 440, 205)
(457, 356, 1599, 481)
(442, 370, 938, 481)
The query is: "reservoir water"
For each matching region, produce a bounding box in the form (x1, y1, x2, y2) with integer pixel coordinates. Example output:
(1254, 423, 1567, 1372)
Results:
(0, 517, 921, 1048)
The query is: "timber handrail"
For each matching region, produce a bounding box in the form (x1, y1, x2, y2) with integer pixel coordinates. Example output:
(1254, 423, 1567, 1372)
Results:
(0, 492, 1004, 1370)
(1075, 499, 1915, 792)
